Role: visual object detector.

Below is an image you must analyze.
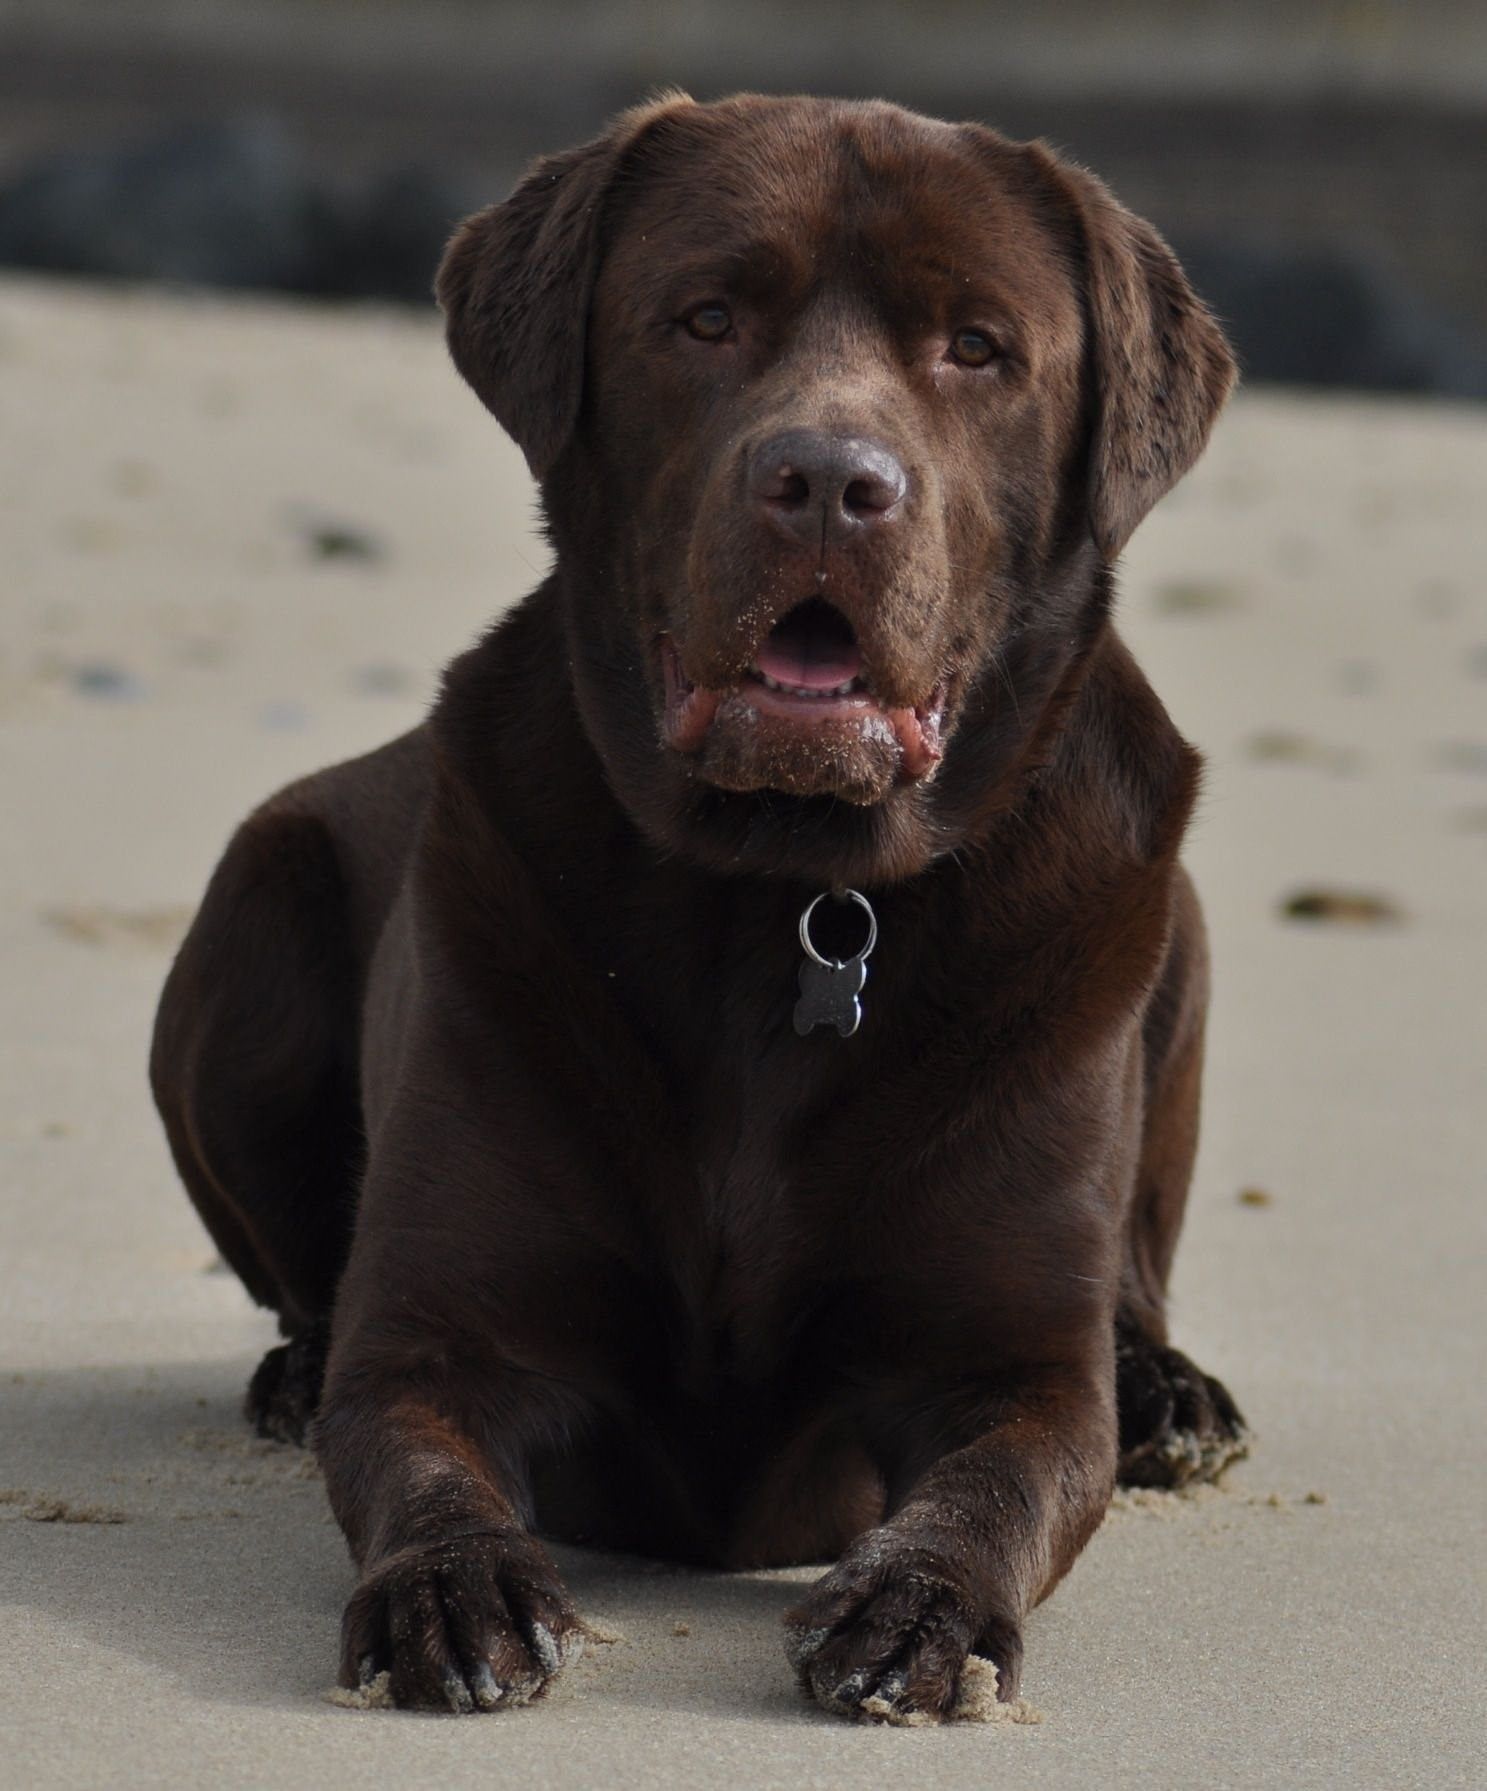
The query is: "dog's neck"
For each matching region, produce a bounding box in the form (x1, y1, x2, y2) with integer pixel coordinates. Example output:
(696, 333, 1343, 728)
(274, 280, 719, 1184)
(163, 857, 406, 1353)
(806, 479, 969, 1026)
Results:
(432, 550, 1191, 930)
(536, 545, 1125, 887)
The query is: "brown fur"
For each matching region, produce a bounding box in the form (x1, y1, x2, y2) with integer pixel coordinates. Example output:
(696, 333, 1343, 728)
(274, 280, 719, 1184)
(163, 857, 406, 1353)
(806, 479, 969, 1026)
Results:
(151, 93, 1246, 1722)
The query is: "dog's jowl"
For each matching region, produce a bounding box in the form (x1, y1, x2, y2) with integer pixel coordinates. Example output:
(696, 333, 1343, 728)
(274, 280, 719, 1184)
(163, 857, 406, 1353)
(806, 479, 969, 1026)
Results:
(152, 93, 1248, 1722)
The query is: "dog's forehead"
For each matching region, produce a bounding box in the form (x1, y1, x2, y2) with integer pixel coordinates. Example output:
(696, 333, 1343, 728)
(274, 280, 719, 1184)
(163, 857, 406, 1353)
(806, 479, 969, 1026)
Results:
(610, 99, 1075, 314)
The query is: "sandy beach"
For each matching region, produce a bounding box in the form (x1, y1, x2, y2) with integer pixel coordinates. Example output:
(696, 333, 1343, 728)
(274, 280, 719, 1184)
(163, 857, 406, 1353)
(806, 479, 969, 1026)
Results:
(1, 272, 1483, 1789)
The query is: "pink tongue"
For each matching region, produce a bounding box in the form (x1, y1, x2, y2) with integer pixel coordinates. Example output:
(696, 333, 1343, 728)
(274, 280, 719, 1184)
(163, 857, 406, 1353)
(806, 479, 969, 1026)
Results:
(753, 632, 863, 691)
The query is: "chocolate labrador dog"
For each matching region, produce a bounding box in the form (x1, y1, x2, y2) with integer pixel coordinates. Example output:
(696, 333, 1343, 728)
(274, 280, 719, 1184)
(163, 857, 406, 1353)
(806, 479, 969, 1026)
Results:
(152, 91, 1248, 1723)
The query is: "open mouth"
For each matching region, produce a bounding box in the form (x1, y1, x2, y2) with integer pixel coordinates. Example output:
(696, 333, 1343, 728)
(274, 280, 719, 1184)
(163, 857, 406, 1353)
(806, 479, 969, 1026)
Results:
(661, 598, 945, 781)
(749, 597, 865, 699)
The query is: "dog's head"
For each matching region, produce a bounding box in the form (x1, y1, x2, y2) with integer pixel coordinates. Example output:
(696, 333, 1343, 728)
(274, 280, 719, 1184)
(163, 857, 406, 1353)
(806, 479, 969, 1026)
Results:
(438, 94, 1233, 884)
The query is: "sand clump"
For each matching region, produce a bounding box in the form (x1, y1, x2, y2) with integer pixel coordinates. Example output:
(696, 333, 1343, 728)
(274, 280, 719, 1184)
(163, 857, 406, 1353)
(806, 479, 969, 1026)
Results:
(1106, 1485, 1328, 1521)
(2, 1487, 127, 1524)
(1280, 888, 1404, 926)
(858, 1655, 1044, 1729)
(946, 1656, 1044, 1728)
(324, 1673, 396, 1712)
(177, 1426, 323, 1482)
(1244, 730, 1361, 775)
(40, 903, 195, 950)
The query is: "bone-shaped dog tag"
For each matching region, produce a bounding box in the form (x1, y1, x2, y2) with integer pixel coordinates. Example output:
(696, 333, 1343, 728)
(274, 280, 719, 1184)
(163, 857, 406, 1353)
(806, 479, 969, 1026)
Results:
(794, 954, 868, 1038)
(793, 890, 878, 1038)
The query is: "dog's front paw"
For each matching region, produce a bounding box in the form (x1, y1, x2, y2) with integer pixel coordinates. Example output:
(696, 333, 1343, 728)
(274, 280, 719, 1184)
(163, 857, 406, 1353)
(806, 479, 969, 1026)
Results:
(1116, 1330, 1249, 1489)
(783, 1534, 1021, 1725)
(339, 1529, 583, 1712)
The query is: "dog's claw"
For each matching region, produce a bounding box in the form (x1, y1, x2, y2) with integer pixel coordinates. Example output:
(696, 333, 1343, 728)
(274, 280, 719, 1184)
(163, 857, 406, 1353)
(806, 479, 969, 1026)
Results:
(820, 1666, 872, 1713)
(441, 1669, 474, 1714)
(470, 1662, 504, 1710)
(528, 1621, 567, 1677)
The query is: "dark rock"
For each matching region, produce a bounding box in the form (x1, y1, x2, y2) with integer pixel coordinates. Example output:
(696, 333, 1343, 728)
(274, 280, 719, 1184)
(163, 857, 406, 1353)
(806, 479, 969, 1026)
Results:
(69, 662, 143, 701)
(0, 116, 484, 304)
(1174, 234, 1487, 400)
(302, 520, 384, 562)
(331, 164, 488, 304)
(0, 118, 332, 291)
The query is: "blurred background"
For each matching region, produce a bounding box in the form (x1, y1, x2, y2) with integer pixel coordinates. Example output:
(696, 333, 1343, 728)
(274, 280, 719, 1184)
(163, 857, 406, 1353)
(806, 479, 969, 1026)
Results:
(1, 0, 1486, 395)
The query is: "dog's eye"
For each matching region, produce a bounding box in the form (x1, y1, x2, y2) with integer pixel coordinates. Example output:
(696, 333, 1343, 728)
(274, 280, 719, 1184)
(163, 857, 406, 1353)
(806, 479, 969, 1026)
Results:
(948, 328, 1001, 368)
(683, 303, 734, 343)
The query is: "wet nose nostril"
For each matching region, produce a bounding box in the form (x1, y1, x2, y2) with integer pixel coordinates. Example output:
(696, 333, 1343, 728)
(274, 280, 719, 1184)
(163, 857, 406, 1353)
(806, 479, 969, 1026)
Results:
(754, 464, 810, 508)
(844, 471, 903, 515)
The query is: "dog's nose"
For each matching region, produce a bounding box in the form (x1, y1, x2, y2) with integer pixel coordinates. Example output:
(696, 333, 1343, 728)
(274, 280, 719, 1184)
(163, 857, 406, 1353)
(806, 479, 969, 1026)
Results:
(749, 430, 907, 542)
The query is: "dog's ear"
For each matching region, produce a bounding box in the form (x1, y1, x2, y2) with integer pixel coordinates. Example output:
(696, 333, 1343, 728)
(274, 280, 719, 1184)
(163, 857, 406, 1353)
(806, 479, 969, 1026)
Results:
(1026, 144, 1236, 560)
(436, 91, 695, 481)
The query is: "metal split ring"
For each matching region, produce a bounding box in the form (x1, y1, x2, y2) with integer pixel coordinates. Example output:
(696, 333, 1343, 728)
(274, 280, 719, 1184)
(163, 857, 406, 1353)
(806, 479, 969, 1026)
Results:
(798, 888, 878, 969)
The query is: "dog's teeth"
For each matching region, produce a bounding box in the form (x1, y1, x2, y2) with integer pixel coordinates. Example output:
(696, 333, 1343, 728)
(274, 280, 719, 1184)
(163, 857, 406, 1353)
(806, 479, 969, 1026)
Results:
(752, 672, 864, 700)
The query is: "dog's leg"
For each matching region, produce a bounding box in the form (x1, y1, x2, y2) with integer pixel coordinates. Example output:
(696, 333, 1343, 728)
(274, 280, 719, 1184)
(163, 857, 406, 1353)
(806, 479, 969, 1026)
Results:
(316, 1363, 588, 1712)
(1116, 866, 1248, 1487)
(785, 1362, 1113, 1724)
(151, 808, 361, 1433)
(311, 1071, 607, 1714)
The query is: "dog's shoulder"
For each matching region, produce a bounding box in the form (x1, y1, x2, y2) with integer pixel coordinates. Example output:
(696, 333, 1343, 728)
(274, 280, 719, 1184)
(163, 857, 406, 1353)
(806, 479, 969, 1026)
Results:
(1047, 630, 1202, 875)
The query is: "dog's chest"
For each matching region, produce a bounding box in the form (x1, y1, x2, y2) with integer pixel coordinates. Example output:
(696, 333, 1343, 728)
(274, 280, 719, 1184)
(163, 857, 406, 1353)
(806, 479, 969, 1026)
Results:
(584, 871, 967, 1386)
(659, 1043, 824, 1385)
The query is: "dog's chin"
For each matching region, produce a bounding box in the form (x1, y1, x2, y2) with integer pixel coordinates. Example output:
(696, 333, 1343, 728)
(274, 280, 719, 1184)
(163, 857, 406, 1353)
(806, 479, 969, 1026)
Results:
(661, 639, 946, 807)
(692, 693, 904, 804)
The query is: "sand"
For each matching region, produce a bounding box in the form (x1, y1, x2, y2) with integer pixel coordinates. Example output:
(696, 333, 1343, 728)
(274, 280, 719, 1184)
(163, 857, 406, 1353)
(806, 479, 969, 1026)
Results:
(1, 272, 1484, 1789)
(856, 1655, 1045, 1728)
